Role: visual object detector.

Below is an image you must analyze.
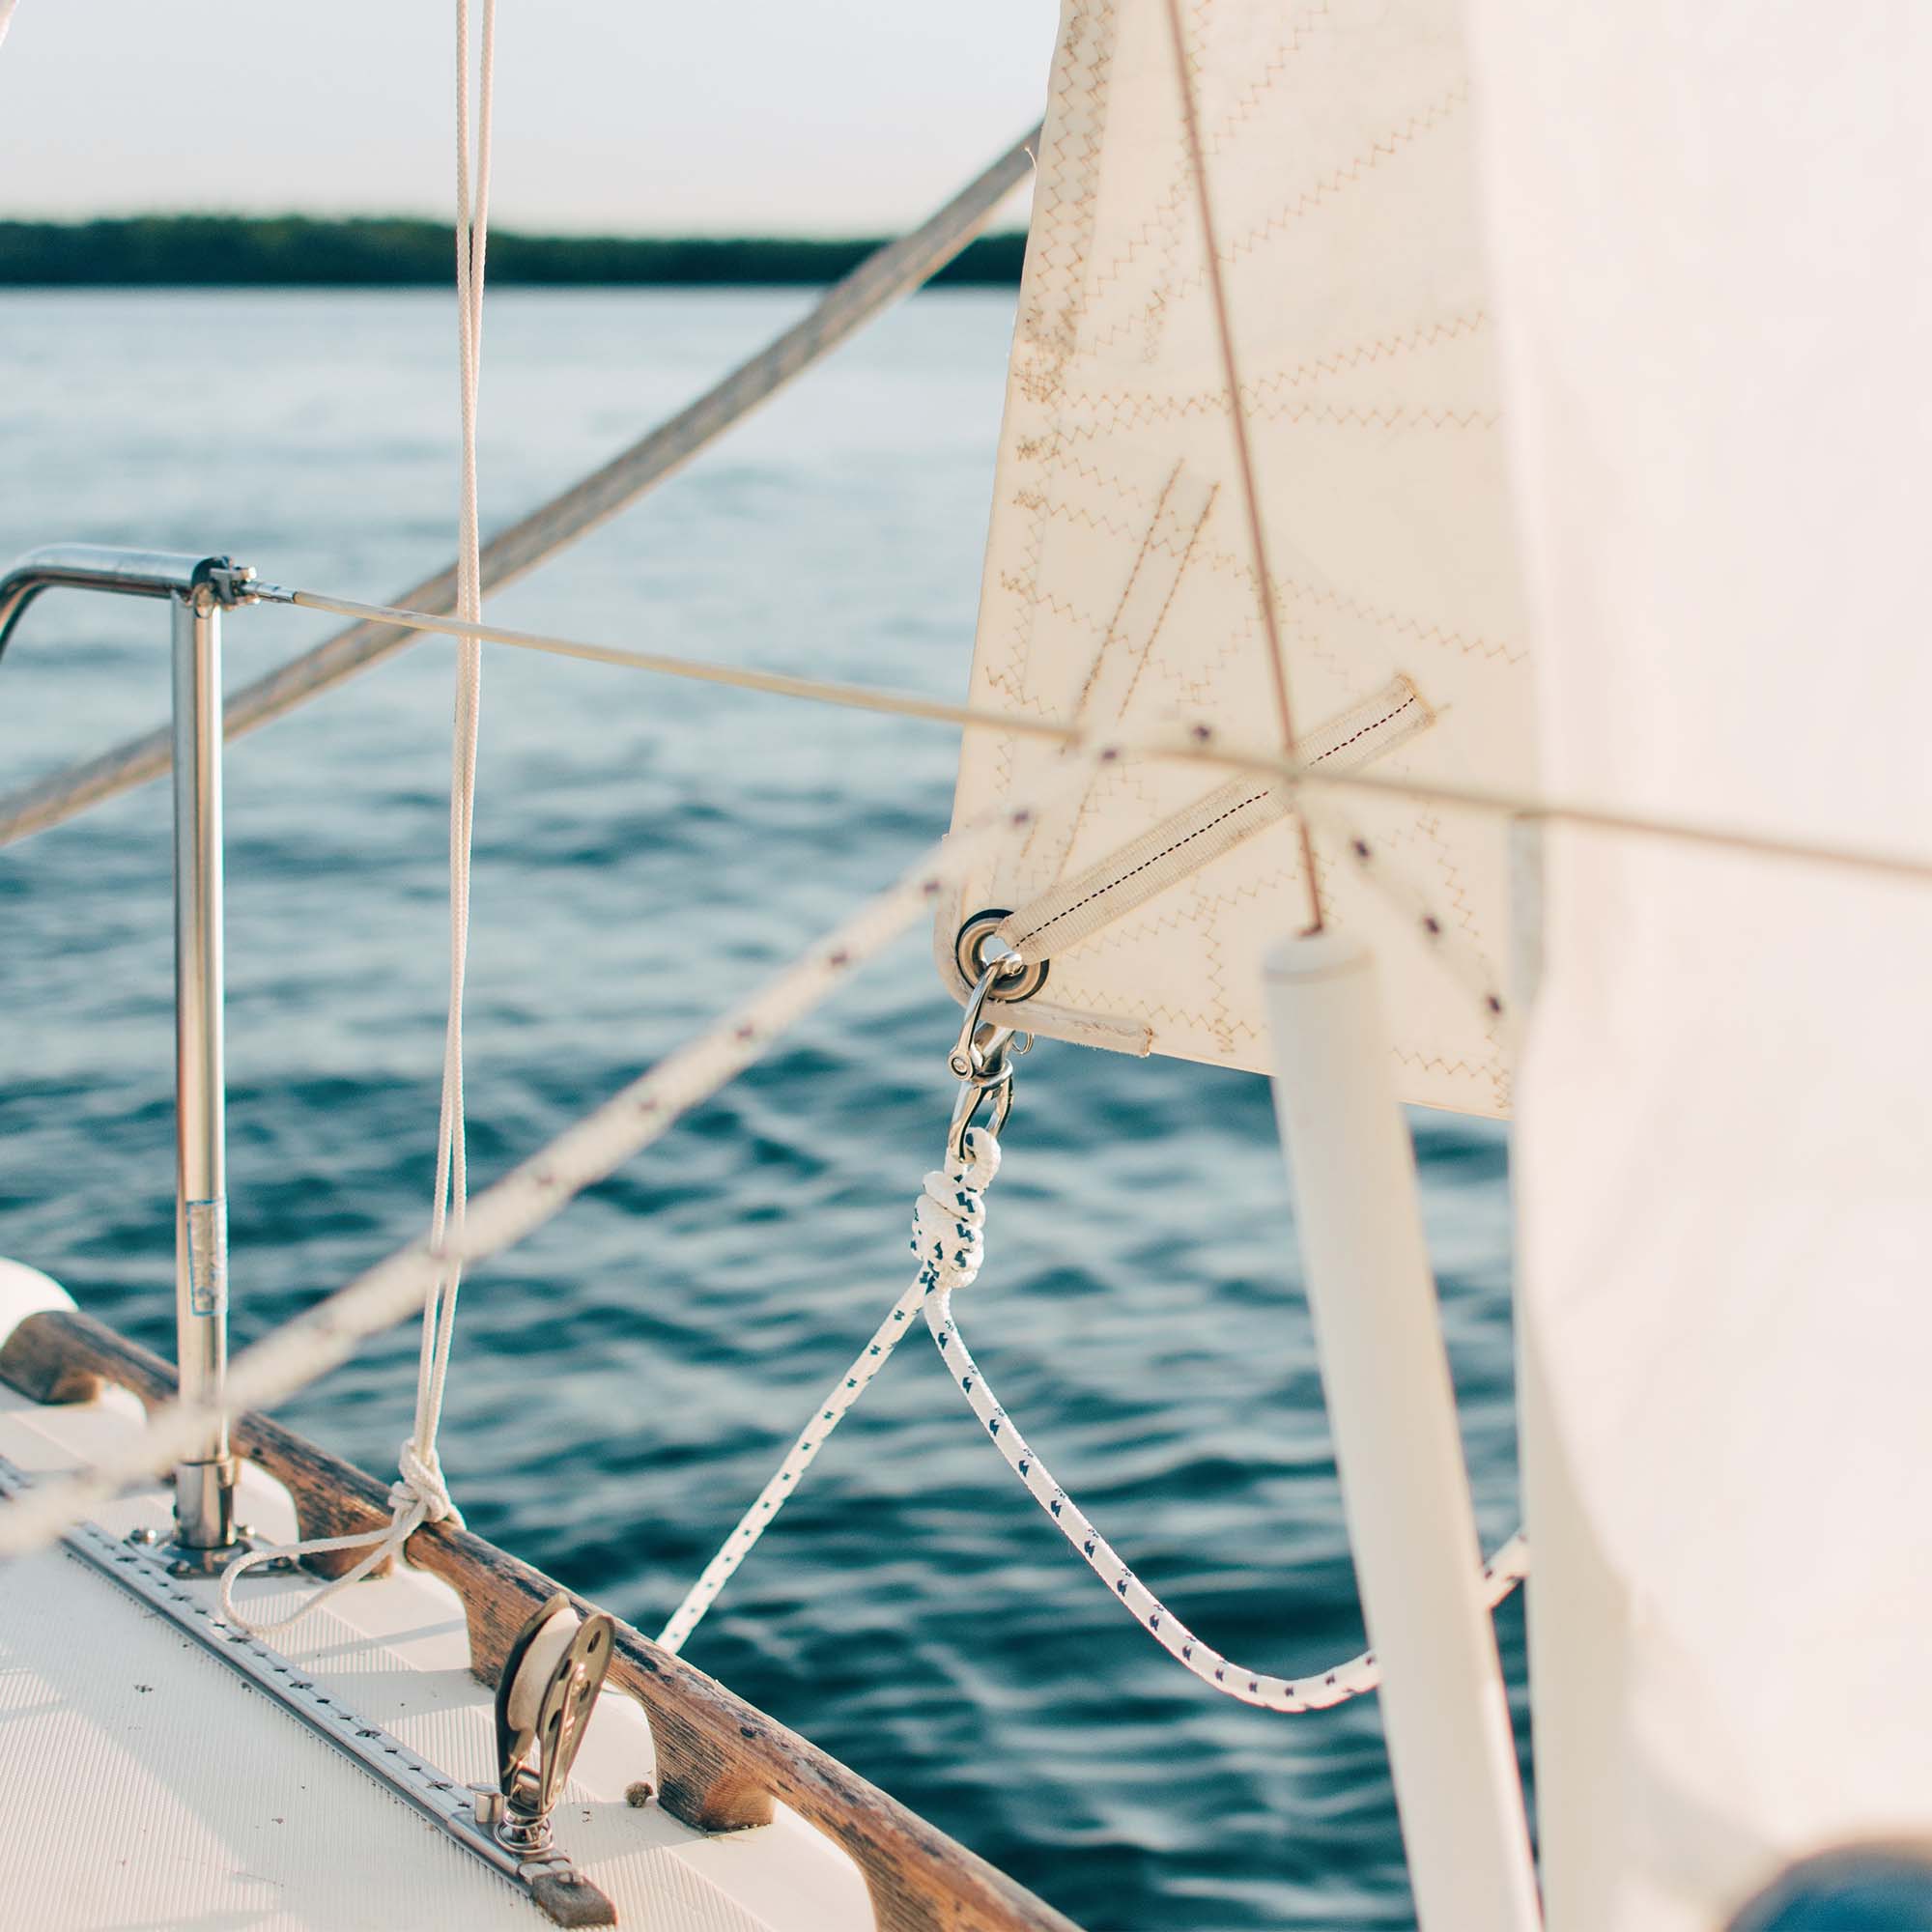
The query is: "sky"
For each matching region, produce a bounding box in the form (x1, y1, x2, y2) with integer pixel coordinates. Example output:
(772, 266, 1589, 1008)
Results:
(0, 1, 1054, 235)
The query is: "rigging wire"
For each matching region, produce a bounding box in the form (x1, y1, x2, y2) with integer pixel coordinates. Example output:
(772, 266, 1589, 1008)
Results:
(270, 586, 1932, 893)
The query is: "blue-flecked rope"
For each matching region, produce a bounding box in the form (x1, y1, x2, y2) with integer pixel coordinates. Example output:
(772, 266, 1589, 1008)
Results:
(909, 1129, 1528, 1714)
(663, 1121, 1527, 1709)
(927, 1241, 1528, 1713)
(655, 1126, 1005, 1654)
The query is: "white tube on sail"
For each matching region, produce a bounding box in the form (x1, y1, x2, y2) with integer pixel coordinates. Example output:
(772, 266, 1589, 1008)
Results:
(940, 0, 1534, 1117)
(1467, 6, 1932, 1926)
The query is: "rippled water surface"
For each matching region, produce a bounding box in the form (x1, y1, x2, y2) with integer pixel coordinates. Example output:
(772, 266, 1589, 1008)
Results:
(0, 289, 1525, 1930)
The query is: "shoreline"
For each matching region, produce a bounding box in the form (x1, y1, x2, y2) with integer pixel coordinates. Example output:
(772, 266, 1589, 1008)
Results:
(0, 216, 1026, 289)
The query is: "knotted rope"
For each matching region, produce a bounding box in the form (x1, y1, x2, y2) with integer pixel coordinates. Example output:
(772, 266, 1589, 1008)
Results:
(656, 1128, 1001, 1654)
(663, 1117, 1527, 1713)
(218, 1436, 464, 1633)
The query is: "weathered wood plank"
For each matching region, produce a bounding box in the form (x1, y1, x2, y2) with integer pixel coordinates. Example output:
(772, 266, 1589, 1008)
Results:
(0, 1308, 1080, 1932)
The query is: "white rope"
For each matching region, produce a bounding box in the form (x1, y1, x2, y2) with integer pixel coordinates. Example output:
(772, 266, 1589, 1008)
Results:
(657, 1128, 1002, 1654)
(412, 0, 497, 1558)
(659, 1118, 1526, 1710)
(223, 0, 497, 1633)
(923, 1173, 1529, 1713)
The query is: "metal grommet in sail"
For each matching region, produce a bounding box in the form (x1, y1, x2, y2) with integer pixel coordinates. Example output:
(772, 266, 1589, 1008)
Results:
(952, 910, 1049, 1005)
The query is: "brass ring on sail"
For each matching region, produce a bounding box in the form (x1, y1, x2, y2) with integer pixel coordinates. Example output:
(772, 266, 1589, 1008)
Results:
(952, 909, 1049, 1005)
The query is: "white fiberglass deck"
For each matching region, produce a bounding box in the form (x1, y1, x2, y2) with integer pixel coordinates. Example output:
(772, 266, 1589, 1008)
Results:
(0, 1380, 869, 1932)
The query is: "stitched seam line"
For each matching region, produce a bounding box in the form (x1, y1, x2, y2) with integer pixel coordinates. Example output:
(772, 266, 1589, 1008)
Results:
(1012, 791, 1273, 944)
(1310, 692, 1415, 760)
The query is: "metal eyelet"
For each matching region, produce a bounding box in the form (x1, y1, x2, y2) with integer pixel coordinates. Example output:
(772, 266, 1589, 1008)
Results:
(952, 910, 1049, 1005)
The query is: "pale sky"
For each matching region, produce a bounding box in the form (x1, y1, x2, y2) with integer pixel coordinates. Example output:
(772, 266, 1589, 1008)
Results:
(0, 1, 1054, 235)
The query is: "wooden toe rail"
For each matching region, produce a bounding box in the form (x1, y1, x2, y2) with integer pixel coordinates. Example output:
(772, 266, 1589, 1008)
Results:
(1, 1308, 1079, 1932)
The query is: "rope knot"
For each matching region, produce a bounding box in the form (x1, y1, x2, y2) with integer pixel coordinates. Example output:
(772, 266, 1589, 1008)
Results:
(392, 1439, 464, 1527)
(911, 1125, 1001, 1292)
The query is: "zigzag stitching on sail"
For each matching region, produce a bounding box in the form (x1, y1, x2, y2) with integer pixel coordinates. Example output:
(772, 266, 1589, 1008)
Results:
(993, 578, 1111, 642)
(1041, 312, 1493, 434)
(1221, 85, 1471, 263)
(1199, 543, 1524, 665)
(1247, 311, 1492, 393)
(1011, 447, 1167, 516)
(1058, 397, 1498, 438)
(1081, 5, 1333, 327)
(1201, 4, 1333, 157)
(1009, 490, 1165, 550)
(1077, 85, 1470, 357)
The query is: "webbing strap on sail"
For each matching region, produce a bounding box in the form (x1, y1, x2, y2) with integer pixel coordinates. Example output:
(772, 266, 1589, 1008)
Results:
(993, 676, 1432, 966)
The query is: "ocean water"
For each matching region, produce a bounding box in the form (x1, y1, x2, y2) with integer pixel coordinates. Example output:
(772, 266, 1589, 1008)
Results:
(0, 288, 1526, 1931)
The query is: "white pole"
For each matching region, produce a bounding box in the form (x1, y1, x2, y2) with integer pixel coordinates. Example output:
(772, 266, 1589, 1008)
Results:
(1264, 929, 1540, 1932)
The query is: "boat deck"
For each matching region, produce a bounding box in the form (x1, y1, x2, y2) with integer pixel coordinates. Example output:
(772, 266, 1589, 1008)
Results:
(0, 1379, 867, 1932)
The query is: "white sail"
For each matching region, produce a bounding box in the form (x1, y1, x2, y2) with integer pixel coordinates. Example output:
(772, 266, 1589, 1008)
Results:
(1469, 5, 1932, 1924)
(941, 0, 1533, 1116)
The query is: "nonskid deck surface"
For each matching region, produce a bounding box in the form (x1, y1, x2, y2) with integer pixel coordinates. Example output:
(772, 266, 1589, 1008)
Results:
(0, 1383, 870, 1932)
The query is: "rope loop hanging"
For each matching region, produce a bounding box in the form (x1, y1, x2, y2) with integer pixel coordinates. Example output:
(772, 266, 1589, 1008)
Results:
(926, 1263, 1528, 1714)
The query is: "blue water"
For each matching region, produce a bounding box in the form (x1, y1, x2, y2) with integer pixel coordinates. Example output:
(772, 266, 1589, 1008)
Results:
(0, 289, 1525, 1931)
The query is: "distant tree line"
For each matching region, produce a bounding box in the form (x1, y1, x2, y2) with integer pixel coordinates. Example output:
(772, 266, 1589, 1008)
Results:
(0, 215, 1029, 288)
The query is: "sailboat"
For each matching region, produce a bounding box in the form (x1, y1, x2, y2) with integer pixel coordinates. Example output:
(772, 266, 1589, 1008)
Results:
(4, 0, 1930, 1928)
